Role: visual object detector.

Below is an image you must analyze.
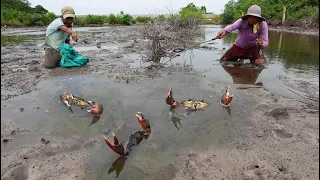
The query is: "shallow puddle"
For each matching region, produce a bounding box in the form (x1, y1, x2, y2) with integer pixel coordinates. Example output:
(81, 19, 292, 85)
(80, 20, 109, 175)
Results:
(1, 74, 250, 179)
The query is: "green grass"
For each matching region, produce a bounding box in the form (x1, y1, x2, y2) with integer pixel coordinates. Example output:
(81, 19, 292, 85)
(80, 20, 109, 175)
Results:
(1, 35, 28, 46)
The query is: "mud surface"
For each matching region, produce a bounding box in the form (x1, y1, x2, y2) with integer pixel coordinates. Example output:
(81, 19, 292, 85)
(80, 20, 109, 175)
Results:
(1, 25, 319, 180)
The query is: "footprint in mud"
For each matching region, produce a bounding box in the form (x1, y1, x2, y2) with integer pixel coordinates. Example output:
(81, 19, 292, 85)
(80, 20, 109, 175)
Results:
(265, 108, 289, 120)
(242, 169, 264, 180)
(272, 129, 293, 138)
(2, 164, 28, 180)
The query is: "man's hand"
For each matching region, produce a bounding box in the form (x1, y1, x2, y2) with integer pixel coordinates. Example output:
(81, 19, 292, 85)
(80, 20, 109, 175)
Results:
(216, 30, 226, 39)
(71, 32, 79, 42)
(60, 26, 79, 42)
(256, 38, 263, 47)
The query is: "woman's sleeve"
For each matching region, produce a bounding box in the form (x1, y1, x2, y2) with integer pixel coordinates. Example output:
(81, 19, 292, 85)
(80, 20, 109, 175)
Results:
(260, 21, 269, 49)
(224, 19, 243, 33)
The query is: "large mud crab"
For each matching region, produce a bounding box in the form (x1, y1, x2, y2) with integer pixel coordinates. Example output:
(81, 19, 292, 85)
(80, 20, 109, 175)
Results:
(103, 112, 151, 156)
(166, 88, 209, 111)
(166, 88, 209, 130)
(60, 93, 103, 115)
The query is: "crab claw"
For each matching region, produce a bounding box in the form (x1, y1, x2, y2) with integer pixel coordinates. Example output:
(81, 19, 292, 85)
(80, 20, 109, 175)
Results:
(135, 112, 151, 135)
(87, 101, 103, 115)
(103, 134, 126, 156)
(166, 88, 179, 107)
(220, 86, 233, 107)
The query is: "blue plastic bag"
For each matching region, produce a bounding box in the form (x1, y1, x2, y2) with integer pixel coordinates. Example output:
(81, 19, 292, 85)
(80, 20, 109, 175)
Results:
(59, 43, 89, 68)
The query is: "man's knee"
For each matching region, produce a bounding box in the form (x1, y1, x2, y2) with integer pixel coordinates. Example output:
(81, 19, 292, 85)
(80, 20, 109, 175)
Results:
(43, 58, 59, 69)
(43, 50, 61, 69)
(43, 63, 56, 69)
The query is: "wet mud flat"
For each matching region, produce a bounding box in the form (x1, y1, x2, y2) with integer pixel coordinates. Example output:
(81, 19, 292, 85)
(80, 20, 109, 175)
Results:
(1, 26, 150, 101)
(1, 25, 319, 180)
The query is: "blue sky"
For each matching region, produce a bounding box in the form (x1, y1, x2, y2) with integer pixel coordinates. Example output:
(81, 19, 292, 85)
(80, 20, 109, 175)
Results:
(28, 0, 229, 15)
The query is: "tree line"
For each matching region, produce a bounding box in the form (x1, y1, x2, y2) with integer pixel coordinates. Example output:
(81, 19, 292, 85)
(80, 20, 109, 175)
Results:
(219, 0, 319, 24)
(1, 1, 213, 26)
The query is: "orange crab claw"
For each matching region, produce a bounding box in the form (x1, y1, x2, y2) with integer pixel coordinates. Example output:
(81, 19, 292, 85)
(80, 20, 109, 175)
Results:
(135, 112, 151, 135)
(166, 88, 179, 107)
(221, 96, 233, 106)
(220, 86, 233, 106)
(87, 101, 103, 115)
(103, 134, 126, 156)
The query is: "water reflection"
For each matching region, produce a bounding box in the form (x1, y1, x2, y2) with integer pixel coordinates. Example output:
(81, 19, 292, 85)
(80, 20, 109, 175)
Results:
(224, 106, 232, 116)
(221, 62, 264, 86)
(108, 156, 127, 178)
(87, 115, 101, 127)
(266, 31, 319, 69)
(168, 106, 184, 130)
(221, 31, 319, 70)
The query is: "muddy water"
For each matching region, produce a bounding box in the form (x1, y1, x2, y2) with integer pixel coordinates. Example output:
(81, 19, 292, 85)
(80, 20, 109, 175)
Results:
(1, 74, 250, 179)
(125, 25, 319, 99)
(1, 25, 319, 179)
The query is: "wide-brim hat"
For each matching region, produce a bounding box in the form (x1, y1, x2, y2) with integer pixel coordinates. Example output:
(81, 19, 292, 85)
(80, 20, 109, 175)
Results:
(241, 5, 266, 21)
(61, 6, 75, 19)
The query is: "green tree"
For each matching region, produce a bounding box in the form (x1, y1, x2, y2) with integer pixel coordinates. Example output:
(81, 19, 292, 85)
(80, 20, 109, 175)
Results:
(33, 5, 48, 14)
(220, 0, 319, 24)
(221, 0, 236, 24)
(178, 3, 205, 25)
(200, 6, 207, 14)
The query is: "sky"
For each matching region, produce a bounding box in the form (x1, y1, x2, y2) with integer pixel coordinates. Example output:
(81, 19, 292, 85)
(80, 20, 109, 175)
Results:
(28, 0, 229, 15)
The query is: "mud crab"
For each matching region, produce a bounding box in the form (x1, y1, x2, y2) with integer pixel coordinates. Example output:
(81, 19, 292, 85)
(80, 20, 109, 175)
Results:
(103, 112, 150, 156)
(220, 86, 233, 107)
(165, 88, 209, 111)
(60, 93, 103, 115)
(181, 99, 209, 111)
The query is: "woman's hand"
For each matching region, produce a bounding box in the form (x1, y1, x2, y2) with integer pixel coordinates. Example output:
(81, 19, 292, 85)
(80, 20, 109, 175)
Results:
(216, 30, 226, 39)
(256, 38, 263, 47)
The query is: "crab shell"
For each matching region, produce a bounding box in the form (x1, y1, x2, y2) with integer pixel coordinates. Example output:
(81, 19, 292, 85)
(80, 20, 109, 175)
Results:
(181, 99, 208, 110)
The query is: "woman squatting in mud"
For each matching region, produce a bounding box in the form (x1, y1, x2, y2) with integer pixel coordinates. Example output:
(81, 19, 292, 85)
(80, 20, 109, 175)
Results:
(43, 6, 79, 69)
(216, 5, 269, 65)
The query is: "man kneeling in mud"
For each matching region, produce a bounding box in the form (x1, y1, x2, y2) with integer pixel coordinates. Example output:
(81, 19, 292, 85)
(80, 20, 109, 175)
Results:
(43, 6, 79, 69)
(216, 5, 269, 65)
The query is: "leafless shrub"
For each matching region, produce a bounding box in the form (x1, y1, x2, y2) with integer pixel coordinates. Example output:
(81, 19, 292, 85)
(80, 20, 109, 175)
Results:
(140, 14, 203, 64)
